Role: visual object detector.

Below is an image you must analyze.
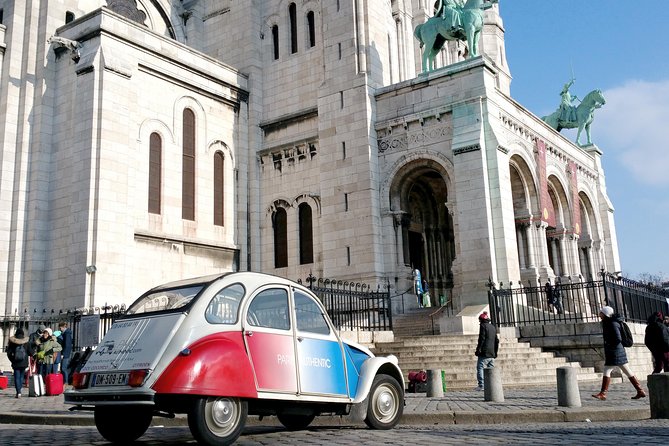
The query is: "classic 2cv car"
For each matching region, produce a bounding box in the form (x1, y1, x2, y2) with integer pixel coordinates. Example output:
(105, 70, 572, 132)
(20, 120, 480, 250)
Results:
(65, 272, 405, 445)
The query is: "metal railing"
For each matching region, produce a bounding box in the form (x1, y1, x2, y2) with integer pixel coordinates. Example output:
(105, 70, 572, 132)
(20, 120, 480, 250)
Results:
(302, 273, 393, 331)
(1, 304, 127, 352)
(488, 271, 669, 328)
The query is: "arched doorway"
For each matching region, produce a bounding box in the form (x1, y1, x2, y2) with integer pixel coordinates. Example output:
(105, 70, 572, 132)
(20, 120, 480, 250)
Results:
(389, 161, 455, 305)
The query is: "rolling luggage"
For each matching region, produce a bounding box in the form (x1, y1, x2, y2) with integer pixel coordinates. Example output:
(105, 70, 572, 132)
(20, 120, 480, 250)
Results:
(0, 375, 7, 389)
(29, 374, 45, 397)
(45, 373, 64, 396)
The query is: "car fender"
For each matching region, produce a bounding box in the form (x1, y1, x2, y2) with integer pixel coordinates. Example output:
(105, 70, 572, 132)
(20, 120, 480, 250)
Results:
(352, 355, 404, 403)
(152, 332, 257, 398)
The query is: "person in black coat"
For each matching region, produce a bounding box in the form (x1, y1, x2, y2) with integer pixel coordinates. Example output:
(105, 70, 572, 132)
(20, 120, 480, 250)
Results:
(592, 306, 646, 401)
(644, 311, 669, 373)
(6, 327, 30, 398)
(474, 311, 498, 390)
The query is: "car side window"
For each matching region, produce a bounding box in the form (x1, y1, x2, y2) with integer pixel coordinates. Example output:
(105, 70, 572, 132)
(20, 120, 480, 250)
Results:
(294, 291, 330, 335)
(205, 283, 245, 324)
(246, 288, 290, 330)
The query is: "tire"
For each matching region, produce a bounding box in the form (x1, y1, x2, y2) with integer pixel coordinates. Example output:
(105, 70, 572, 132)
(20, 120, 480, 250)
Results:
(188, 397, 248, 446)
(364, 374, 404, 430)
(94, 405, 152, 443)
(277, 413, 316, 431)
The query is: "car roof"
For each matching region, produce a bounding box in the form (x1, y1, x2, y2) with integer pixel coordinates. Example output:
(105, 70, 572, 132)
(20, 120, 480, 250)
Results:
(147, 271, 305, 293)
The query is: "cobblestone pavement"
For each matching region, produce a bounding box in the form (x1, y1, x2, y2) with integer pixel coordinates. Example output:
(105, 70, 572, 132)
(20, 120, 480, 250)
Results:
(1, 420, 669, 445)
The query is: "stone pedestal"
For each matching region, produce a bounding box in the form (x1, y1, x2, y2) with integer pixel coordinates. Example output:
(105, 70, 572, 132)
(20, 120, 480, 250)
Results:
(557, 366, 581, 407)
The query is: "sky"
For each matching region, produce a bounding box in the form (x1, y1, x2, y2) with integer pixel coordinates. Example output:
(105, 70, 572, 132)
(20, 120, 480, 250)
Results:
(499, 1, 669, 280)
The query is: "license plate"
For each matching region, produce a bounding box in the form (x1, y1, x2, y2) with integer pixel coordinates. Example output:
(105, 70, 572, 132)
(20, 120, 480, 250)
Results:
(93, 372, 129, 387)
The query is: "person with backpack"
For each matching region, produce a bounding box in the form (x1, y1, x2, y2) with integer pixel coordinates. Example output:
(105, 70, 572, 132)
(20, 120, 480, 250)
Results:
(644, 311, 669, 373)
(592, 305, 646, 400)
(6, 327, 29, 398)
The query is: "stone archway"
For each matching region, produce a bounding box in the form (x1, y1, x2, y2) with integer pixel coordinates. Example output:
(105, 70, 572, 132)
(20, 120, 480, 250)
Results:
(389, 160, 455, 305)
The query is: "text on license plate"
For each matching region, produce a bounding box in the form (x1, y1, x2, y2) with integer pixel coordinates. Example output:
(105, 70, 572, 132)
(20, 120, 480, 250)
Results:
(93, 372, 129, 387)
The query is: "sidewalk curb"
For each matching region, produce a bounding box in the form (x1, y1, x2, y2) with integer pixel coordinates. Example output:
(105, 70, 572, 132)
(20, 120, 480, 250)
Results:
(0, 407, 650, 427)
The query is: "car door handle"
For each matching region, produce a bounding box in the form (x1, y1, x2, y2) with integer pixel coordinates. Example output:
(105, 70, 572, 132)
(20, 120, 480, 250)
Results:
(245, 331, 253, 337)
(297, 337, 303, 342)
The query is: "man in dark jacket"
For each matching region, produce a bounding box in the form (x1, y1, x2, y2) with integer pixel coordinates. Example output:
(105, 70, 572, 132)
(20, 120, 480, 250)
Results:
(6, 327, 30, 398)
(58, 321, 74, 385)
(474, 311, 498, 391)
(644, 311, 669, 373)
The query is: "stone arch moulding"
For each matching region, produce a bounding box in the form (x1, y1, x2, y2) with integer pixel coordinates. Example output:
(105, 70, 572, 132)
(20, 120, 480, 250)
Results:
(381, 150, 455, 212)
(292, 193, 321, 216)
(137, 118, 175, 146)
(173, 96, 207, 147)
(547, 175, 572, 230)
(266, 198, 293, 217)
(207, 140, 235, 167)
(508, 154, 540, 218)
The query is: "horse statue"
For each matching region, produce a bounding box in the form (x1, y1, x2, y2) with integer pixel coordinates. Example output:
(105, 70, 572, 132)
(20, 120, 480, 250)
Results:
(414, 0, 498, 73)
(542, 89, 606, 146)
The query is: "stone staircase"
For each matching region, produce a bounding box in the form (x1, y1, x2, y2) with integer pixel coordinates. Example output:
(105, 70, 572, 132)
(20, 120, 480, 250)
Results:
(391, 307, 448, 337)
(371, 334, 603, 390)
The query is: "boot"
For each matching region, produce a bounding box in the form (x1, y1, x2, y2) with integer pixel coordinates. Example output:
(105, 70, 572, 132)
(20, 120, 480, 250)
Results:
(629, 376, 647, 399)
(592, 376, 610, 400)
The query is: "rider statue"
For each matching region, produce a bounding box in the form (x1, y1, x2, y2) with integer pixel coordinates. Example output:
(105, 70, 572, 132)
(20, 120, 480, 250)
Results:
(433, 0, 464, 30)
(557, 78, 579, 123)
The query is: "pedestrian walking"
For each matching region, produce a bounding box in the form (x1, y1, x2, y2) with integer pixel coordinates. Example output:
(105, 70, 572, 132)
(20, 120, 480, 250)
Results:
(474, 311, 498, 391)
(6, 327, 29, 398)
(644, 311, 669, 373)
(544, 281, 555, 313)
(592, 306, 646, 400)
(553, 282, 564, 315)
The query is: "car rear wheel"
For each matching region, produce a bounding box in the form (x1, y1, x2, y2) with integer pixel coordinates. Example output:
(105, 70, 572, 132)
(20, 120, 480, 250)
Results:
(364, 374, 404, 429)
(277, 413, 316, 431)
(94, 405, 153, 443)
(188, 396, 248, 446)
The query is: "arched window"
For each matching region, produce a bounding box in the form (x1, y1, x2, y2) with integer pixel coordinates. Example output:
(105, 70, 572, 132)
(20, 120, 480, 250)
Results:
(289, 3, 298, 54)
(182, 108, 196, 221)
(214, 151, 224, 226)
(299, 203, 313, 264)
(272, 25, 279, 60)
(307, 11, 315, 48)
(273, 208, 288, 268)
(148, 132, 162, 214)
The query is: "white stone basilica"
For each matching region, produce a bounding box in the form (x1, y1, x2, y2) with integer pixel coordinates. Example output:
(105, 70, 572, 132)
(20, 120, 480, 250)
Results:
(0, 1, 620, 321)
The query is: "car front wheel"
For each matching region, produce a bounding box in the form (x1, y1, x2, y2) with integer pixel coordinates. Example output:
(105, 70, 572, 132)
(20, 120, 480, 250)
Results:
(364, 374, 404, 429)
(188, 397, 248, 446)
(94, 405, 152, 443)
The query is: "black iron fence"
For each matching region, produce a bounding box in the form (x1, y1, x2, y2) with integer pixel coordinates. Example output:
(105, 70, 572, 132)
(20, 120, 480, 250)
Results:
(1, 304, 126, 352)
(488, 271, 669, 328)
(301, 274, 393, 331)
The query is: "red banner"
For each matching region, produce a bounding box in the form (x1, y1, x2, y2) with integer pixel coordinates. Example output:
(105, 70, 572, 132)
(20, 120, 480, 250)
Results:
(569, 160, 581, 235)
(536, 140, 556, 228)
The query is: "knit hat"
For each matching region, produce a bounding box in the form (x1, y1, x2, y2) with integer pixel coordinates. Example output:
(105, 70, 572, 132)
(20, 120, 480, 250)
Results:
(15, 328, 25, 339)
(45, 327, 53, 336)
(37, 324, 47, 333)
(600, 306, 614, 318)
(479, 311, 490, 320)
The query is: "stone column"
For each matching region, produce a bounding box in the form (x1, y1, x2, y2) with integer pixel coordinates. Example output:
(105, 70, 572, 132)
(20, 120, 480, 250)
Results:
(516, 226, 526, 269)
(525, 223, 536, 268)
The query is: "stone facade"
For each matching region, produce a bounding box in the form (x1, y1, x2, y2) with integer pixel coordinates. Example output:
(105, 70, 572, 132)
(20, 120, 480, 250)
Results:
(0, 1, 620, 338)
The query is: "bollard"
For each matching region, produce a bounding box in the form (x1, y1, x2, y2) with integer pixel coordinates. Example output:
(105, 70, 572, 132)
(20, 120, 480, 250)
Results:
(426, 369, 444, 397)
(556, 366, 581, 407)
(483, 367, 504, 402)
(649, 373, 669, 419)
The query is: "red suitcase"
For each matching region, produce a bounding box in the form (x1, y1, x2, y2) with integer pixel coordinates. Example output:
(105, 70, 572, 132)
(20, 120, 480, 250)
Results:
(45, 373, 63, 396)
(0, 375, 7, 389)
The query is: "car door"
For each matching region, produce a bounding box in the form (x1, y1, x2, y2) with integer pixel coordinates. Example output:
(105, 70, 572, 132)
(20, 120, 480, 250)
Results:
(292, 289, 348, 397)
(243, 286, 298, 394)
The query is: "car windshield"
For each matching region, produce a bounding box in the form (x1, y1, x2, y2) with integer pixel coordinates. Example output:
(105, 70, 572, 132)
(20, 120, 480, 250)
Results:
(126, 285, 204, 315)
